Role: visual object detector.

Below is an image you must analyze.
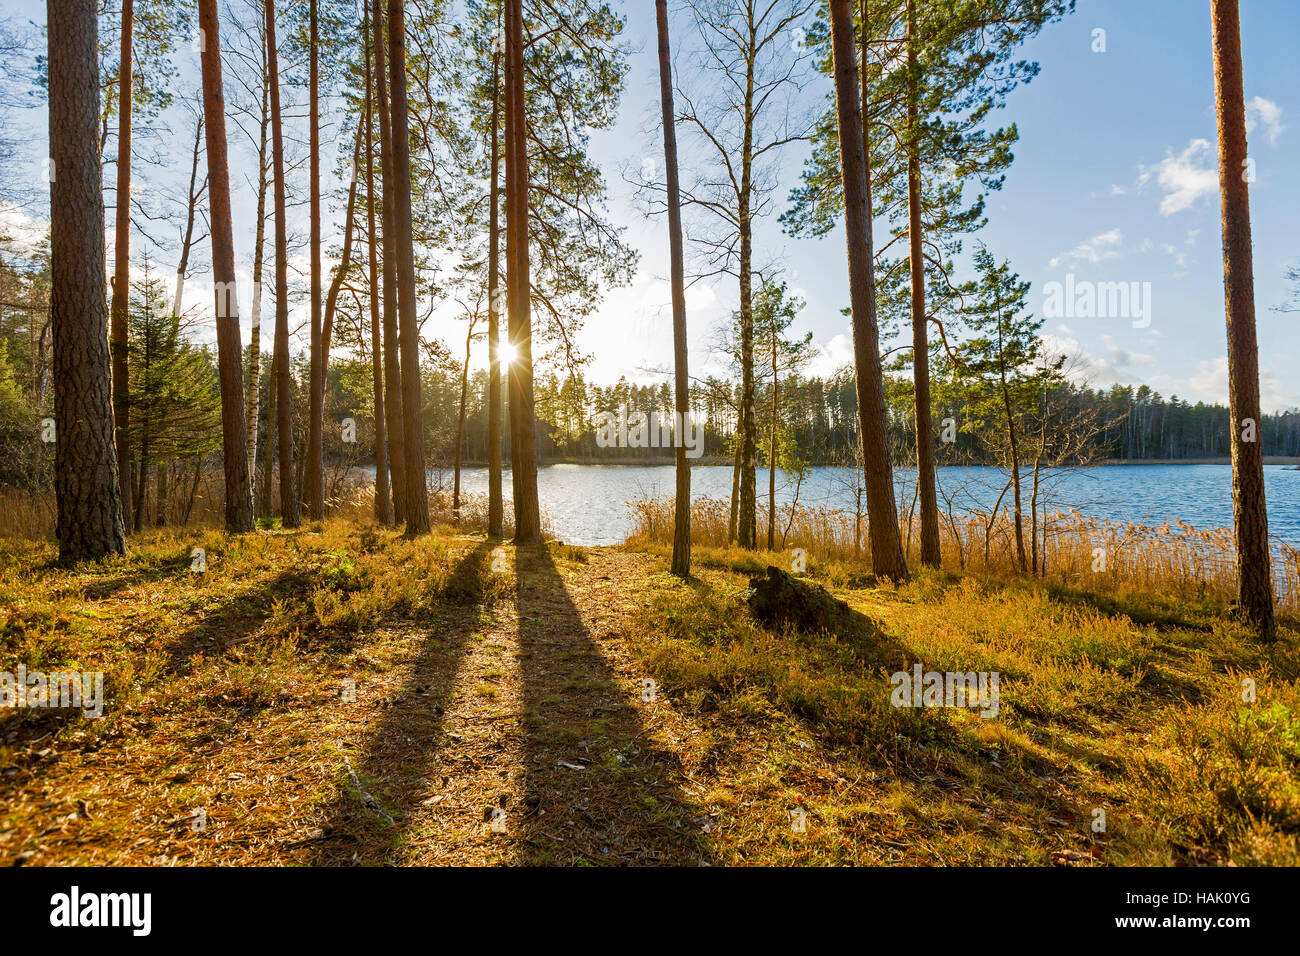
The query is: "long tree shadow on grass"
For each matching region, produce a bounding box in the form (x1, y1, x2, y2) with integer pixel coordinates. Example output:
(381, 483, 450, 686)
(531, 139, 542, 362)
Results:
(163, 566, 323, 674)
(308, 542, 496, 865)
(1, 559, 319, 762)
(515, 545, 711, 865)
(687, 568, 1128, 861)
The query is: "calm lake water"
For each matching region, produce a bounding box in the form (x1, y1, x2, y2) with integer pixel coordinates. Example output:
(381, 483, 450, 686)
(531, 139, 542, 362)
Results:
(421, 463, 1300, 547)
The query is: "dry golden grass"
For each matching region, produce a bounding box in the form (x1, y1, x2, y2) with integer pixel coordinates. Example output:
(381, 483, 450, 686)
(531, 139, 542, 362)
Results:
(620, 541, 1300, 865)
(0, 490, 58, 542)
(0, 475, 548, 543)
(1, 519, 1296, 866)
(0, 525, 704, 865)
(627, 494, 1300, 617)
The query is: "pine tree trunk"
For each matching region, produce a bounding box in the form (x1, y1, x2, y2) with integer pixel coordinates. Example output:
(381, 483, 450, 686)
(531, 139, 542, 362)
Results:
(453, 319, 472, 518)
(1002, 372, 1026, 573)
(322, 124, 364, 375)
(197, 0, 254, 533)
(487, 40, 504, 539)
(109, 0, 134, 525)
(388, 0, 431, 534)
(364, 18, 392, 526)
(906, 0, 939, 567)
(728, 435, 741, 543)
(503, 0, 541, 543)
(183, 457, 202, 525)
(134, 432, 148, 532)
(305, 0, 324, 520)
(768, 336, 777, 550)
(173, 108, 202, 321)
(657, 0, 691, 578)
(48, 0, 127, 561)
(266, 0, 299, 527)
(372, 0, 406, 519)
(829, 0, 905, 580)
(246, 80, 269, 501)
(155, 460, 168, 526)
(736, 59, 757, 551)
(993, 288, 1027, 572)
(1030, 445, 1043, 576)
(260, 349, 277, 518)
(1210, 0, 1275, 639)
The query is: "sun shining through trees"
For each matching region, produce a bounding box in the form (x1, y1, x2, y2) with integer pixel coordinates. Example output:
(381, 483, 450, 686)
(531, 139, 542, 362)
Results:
(0, 0, 1297, 893)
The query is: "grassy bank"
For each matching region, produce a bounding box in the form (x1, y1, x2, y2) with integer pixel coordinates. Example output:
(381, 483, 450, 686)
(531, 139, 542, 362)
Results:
(1, 522, 1297, 865)
(628, 495, 1300, 617)
(624, 541, 1300, 864)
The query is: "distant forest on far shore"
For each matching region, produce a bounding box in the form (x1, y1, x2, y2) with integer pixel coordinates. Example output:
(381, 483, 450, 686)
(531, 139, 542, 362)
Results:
(419, 367, 1300, 467)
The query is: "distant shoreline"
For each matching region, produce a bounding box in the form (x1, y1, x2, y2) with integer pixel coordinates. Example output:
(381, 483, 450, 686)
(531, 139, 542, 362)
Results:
(1096, 457, 1300, 466)
(441, 457, 1300, 468)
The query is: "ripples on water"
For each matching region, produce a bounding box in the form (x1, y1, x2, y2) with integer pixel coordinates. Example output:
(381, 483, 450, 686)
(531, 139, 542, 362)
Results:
(410, 463, 1300, 548)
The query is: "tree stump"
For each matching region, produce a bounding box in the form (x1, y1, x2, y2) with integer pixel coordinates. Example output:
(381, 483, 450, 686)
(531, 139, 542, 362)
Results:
(746, 566, 868, 637)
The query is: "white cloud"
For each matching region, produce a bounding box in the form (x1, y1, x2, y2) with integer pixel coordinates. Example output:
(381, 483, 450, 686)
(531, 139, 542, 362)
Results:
(1186, 356, 1229, 403)
(684, 280, 719, 315)
(0, 201, 48, 259)
(1182, 355, 1295, 410)
(806, 332, 854, 379)
(1040, 331, 1155, 389)
(1138, 139, 1219, 215)
(579, 270, 729, 383)
(1245, 96, 1285, 146)
(1151, 228, 1199, 275)
(1100, 333, 1155, 371)
(1049, 228, 1123, 270)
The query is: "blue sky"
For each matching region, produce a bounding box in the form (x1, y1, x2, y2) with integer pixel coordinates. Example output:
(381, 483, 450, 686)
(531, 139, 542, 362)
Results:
(588, 0, 1300, 409)
(2, 0, 1297, 410)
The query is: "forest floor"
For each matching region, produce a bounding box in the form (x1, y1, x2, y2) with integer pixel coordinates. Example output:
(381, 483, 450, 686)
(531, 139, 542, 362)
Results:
(1, 522, 1297, 866)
